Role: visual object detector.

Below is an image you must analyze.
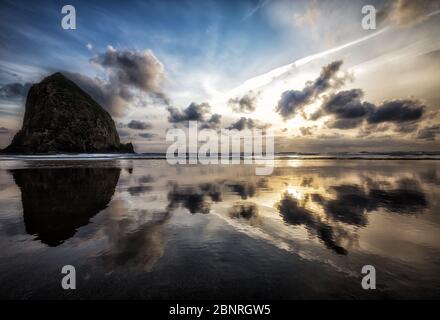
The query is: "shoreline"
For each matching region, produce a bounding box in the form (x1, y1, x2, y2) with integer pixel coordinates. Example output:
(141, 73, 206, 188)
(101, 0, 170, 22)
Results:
(1, 155, 440, 161)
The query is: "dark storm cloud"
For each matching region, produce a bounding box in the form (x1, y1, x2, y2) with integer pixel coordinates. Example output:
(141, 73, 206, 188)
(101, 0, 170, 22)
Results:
(276, 90, 311, 120)
(378, 0, 440, 27)
(311, 88, 426, 131)
(312, 89, 373, 128)
(321, 89, 375, 120)
(127, 120, 152, 130)
(366, 100, 425, 124)
(275, 60, 345, 120)
(167, 102, 222, 129)
(0, 82, 32, 99)
(228, 91, 258, 113)
(281, 60, 430, 137)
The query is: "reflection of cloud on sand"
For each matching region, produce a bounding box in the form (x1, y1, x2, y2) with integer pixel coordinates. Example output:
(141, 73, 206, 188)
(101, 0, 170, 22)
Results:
(228, 201, 261, 226)
(277, 192, 349, 255)
(190, 163, 432, 272)
(209, 206, 358, 278)
(47, 161, 435, 278)
(92, 207, 171, 272)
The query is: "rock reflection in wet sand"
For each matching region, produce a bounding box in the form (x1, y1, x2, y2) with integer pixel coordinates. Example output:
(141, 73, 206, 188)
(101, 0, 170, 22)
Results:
(11, 167, 120, 246)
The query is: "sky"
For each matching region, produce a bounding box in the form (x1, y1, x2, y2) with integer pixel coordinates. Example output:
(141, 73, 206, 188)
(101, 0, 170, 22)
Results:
(0, 0, 439, 152)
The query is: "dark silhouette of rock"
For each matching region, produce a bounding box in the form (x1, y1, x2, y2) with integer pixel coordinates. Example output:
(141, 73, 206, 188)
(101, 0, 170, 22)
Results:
(2, 72, 134, 154)
(11, 167, 121, 246)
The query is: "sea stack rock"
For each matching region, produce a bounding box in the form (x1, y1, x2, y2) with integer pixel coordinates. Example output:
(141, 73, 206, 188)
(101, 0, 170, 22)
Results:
(3, 72, 134, 154)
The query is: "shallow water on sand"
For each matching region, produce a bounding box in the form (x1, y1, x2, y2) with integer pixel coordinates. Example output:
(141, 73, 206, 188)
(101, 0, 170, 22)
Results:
(0, 159, 439, 299)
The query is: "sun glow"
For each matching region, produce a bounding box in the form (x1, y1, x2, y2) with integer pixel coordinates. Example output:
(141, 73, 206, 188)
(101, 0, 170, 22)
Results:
(286, 186, 305, 200)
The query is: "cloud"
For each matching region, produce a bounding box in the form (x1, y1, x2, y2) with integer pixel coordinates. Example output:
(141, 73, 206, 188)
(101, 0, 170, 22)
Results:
(299, 126, 314, 136)
(275, 90, 311, 120)
(276, 192, 347, 255)
(416, 124, 440, 141)
(95, 209, 169, 272)
(167, 183, 221, 214)
(64, 72, 127, 117)
(127, 120, 152, 130)
(226, 181, 257, 199)
(0, 127, 10, 134)
(138, 132, 156, 139)
(229, 202, 259, 220)
(228, 91, 259, 113)
(321, 89, 375, 120)
(168, 102, 210, 123)
(167, 102, 221, 129)
(91, 46, 166, 96)
(227, 117, 269, 131)
(311, 88, 426, 131)
(326, 118, 365, 130)
(394, 122, 418, 134)
(241, 0, 270, 21)
(316, 132, 343, 140)
(117, 129, 131, 137)
(294, 0, 320, 27)
(0, 82, 32, 99)
(315, 89, 375, 129)
(367, 99, 425, 124)
(276, 60, 346, 120)
(379, 0, 440, 27)
(201, 113, 222, 129)
(228, 117, 254, 130)
(86, 43, 93, 51)
(323, 183, 427, 226)
(63, 47, 167, 117)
